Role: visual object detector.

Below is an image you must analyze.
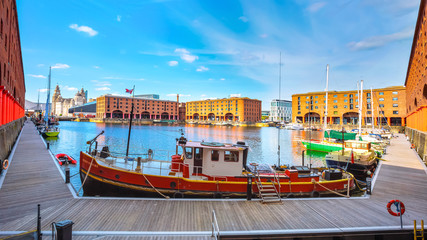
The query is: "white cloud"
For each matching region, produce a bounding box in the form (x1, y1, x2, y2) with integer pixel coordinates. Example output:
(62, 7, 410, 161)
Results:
(208, 78, 214, 81)
(69, 24, 98, 37)
(63, 86, 78, 91)
(37, 64, 45, 67)
(28, 74, 46, 79)
(96, 87, 111, 91)
(260, 34, 268, 38)
(220, 78, 226, 81)
(93, 66, 100, 69)
(117, 15, 121, 22)
(239, 16, 249, 22)
(168, 61, 179, 66)
(196, 66, 209, 72)
(51, 63, 70, 69)
(39, 89, 49, 92)
(91, 80, 111, 86)
(307, 2, 326, 13)
(174, 48, 198, 63)
(348, 29, 413, 51)
(201, 94, 206, 97)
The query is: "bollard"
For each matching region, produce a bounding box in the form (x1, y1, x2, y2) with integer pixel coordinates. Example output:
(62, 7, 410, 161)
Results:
(47, 142, 50, 150)
(302, 150, 305, 166)
(366, 177, 372, 195)
(247, 174, 252, 200)
(65, 167, 70, 184)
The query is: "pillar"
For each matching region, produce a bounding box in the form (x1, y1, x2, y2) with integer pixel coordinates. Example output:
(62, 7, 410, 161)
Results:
(401, 117, 405, 126)
(122, 113, 125, 119)
(387, 117, 391, 126)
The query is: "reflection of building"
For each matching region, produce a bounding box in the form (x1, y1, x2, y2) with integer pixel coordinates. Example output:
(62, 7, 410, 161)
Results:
(0, 0, 25, 126)
(186, 97, 261, 122)
(405, 0, 427, 132)
(69, 101, 97, 118)
(52, 85, 87, 116)
(292, 86, 406, 126)
(270, 99, 292, 122)
(179, 103, 186, 121)
(96, 94, 179, 119)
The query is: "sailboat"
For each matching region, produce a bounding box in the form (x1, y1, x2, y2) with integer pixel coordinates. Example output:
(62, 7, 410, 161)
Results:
(41, 67, 59, 138)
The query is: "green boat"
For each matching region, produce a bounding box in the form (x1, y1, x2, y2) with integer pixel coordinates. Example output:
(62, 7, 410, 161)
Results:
(301, 140, 343, 153)
(42, 129, 60, 138)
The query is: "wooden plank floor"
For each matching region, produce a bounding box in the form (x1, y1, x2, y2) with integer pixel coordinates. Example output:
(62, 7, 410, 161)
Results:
(1, 123, 426, 238)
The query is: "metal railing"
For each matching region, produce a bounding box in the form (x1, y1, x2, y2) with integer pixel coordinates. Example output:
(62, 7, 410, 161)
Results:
(212, 210, 220, 240)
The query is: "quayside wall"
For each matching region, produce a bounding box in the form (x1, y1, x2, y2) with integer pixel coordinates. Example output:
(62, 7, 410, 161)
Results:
(406, 127, 427, 163)
(0, 117, 25, 161)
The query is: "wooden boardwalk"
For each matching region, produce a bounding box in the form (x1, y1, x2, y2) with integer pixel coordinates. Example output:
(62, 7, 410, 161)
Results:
(1, 121, 426, 239)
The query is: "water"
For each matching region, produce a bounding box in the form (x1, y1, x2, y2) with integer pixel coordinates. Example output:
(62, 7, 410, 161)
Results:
(45, 121, 327, 195)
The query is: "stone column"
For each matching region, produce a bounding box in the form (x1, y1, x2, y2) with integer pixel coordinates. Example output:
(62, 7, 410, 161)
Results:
(402, 117, 405, 126)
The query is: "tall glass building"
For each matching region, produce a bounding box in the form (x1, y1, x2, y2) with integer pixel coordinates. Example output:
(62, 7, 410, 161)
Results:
(270, 99, 292, 122)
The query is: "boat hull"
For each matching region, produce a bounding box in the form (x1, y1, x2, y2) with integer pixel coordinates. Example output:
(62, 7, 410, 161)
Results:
(302, 141, 343, 153)
(325, 159, 377, 180)
(79, 152, 354, 198)
(42, 131, 59, 138)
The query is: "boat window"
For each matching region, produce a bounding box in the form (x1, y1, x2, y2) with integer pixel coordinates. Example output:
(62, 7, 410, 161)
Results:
(185, 147, 193, 159)
(362, 144, 367, 149)
(211, 150, 219, 161)
(224, 151, 239, 162)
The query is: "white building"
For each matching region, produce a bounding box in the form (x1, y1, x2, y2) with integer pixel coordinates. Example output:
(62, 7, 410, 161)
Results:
(270, 99, 292, 122)
(52, 85, 87, 116)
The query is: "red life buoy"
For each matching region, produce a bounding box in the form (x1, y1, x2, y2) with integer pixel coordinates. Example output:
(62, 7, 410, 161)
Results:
(2, 159, 9, 170)
(387, 199, 405, 216)
(411, 144, 415, 149)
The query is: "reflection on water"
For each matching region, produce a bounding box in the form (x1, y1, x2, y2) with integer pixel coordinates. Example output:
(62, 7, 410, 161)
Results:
(46, 121, 325, 194)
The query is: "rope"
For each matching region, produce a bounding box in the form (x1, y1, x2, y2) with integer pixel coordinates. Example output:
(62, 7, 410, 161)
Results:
(312, 179, 348, 198)
(140, 172, 170, 199)
(78, 157, 94, 195)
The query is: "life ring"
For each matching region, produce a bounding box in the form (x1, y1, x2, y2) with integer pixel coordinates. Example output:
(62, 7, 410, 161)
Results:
(411, 144, 415, 149)
(2, 159, 9, 170)
(173, 192, 184, 198)
(310, 190, 320, 198)
(286, 193, 295, 198)
(387, 199, 405, 216)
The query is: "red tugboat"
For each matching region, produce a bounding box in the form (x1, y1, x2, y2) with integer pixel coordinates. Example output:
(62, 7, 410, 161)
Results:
(80, 132, 355, 200)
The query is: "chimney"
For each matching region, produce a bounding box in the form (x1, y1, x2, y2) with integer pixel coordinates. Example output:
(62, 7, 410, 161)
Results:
(177, 94, 179, 103)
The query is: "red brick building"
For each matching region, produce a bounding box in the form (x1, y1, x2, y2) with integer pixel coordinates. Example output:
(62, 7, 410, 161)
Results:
(96, 95, 179, 120)
(0, 0, 25, 126)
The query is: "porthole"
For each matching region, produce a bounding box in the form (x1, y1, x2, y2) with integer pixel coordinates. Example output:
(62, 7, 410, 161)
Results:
(115, 174, 120, 179)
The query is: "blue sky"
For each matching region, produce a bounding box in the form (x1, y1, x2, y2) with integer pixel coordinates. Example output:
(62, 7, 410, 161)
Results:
(18, 0, 419, 110)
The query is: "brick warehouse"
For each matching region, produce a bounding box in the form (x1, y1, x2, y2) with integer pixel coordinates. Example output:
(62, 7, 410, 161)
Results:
(0, 0, 25, 125)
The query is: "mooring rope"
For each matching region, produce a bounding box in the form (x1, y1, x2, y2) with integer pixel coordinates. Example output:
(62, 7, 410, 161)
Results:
(140, 172, 170, 199)
(312, 179, 348, 198)
(78, 157, 94, 195)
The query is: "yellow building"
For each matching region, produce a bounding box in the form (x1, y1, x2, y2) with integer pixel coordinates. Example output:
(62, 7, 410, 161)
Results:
(292, 86, 406, 126)
(186, 97, 261, 122)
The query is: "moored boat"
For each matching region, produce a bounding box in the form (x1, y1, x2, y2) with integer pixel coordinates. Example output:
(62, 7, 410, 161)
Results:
(79, 132, 355, 199)
(55, 153, 77, 165)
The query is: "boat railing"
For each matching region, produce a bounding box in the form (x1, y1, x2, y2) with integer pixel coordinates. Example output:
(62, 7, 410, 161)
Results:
(211, 210, 220, 240)
(273, 171, 281, 197)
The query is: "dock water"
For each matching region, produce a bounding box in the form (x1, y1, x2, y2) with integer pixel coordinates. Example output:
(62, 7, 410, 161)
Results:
(0, 120, 426, 239)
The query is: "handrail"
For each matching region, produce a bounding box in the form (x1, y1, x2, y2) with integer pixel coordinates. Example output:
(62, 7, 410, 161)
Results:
(273, 171, 281, 198)
(212, 210, 220, 240)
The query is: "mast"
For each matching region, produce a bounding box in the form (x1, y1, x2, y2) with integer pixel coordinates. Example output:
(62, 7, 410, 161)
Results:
(44, 67, 51, 127)
(277, 52, 282, 167)
(37, 89, 40, 112)
(358, 80, 363, 134)
(371, 87, 374, 131)
(125, 85, 135, 158)
(323, 64, 329, 130)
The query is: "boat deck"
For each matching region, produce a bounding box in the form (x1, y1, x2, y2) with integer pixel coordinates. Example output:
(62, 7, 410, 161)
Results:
(1, 120, 426, 239)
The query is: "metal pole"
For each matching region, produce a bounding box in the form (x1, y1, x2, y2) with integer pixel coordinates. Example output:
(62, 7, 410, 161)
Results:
(324, 64, 329, 130)
(37, 204, 42, 240)
(302, 150, 305, 166)
(277, 52, 282, 167)
(126, 86, 135, 158)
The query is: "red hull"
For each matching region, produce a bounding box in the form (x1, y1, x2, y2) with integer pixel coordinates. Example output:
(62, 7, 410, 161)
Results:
(55, 153, 77, 165)
(79, 152, 354, 198)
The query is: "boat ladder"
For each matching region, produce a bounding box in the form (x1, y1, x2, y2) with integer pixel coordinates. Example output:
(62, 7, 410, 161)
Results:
(414, 220, 424, 240)
(254, 170, 282, 204)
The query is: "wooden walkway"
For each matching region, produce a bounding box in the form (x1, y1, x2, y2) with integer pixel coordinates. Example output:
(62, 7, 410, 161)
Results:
(1, 121, 426, 239)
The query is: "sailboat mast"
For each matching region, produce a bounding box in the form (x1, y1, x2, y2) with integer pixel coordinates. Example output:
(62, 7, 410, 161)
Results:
(277, 52, 281, 167)
(371, 87, 374, 131)
(323, 64, 329, 130)
(44, 67, 51, 126)
(358, 80, 363, 134)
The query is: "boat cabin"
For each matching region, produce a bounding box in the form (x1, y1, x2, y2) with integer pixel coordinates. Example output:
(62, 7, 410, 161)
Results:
(177, 138, 249, 177)
(344, 140, 371, 151)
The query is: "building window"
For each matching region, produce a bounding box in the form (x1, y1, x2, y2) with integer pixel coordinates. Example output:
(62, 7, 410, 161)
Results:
(344, 99, 348, 103)
(379, 104, 384, 108)
(392, 97, 398, 101)
(344, 94, 347, 97)
(349, 94, 353, 98)
(315, 101, 318, 103)
(344, 105, 348, 109)
(349, 104, 352, 109)
(298, 111, 301, 114)
(379, 111, 384, 115)
(306, 106, 309, 109)
(315, 96, 318, 98)
(367, 104, 371, 109)
(334, 100, 337, 103)
(392, 91, 398, 95)
(367, 111, 371, 114)
(333, 111, 338, 115)
(333, 105, 338, 108)
(333, 95, 337, 98)
(379, 92, 384, 95)
(393, 111, 398, 114)
(315, 106, 318, 109)
(393, 103, 398, 107)
(379, 98, 384, 101)
(367, 93, 371, 97)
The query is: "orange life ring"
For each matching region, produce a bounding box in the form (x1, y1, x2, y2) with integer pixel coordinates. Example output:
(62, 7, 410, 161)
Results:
(2, 159, 9, 170)
(387, 199, 405, 216)
(411, 144, 415, 149)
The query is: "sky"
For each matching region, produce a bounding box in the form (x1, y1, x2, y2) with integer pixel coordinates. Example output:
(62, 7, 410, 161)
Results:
(18, 0, 420, 110)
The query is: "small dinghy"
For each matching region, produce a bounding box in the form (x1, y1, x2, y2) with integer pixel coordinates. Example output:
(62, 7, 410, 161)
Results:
(55, 153, 77, 166)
